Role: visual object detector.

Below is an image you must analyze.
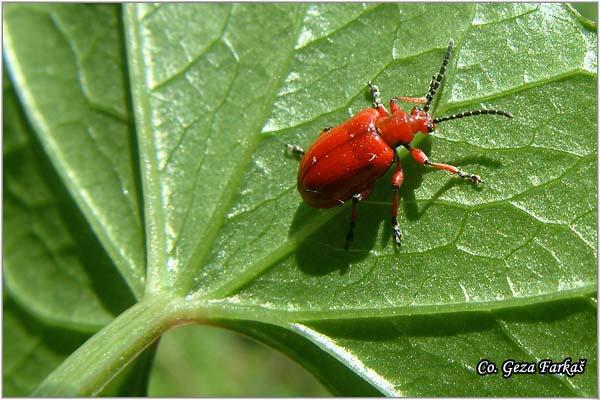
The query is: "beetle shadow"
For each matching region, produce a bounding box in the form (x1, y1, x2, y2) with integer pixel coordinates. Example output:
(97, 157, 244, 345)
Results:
(289, 136, 503, 276)
(400, 138, 504, 221)
(379, 137, 504, 246)
(289, 202, 382, 276)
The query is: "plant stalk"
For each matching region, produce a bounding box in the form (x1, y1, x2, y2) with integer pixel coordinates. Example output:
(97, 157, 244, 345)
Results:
(33, 295, 181, 396)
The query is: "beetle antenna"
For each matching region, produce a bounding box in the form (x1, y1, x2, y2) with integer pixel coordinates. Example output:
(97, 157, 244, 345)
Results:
(433, 108, 513, 123)
(423, 39, 454, 113)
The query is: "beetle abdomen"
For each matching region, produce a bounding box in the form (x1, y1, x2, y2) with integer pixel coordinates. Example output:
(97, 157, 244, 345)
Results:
(298, 109, 394, 208)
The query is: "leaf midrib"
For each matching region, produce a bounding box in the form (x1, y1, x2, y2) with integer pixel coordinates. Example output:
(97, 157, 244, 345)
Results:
(180, 284, 596, 324)
(125, 4, 170, 294)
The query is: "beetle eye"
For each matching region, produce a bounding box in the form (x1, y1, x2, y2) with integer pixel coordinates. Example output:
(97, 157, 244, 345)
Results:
(427, 122, 434, 132)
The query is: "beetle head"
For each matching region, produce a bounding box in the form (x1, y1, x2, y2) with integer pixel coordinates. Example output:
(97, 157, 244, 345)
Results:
(410, 107, 435, 134)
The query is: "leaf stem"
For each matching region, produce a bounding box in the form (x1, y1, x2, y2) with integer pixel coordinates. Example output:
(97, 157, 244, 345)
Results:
(32, 296, 182, 396)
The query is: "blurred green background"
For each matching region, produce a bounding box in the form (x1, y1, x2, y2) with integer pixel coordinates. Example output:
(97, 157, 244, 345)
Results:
(147, 3, 596, 396)
(148, 325, 329, 396)
(572, 2, 597, 22)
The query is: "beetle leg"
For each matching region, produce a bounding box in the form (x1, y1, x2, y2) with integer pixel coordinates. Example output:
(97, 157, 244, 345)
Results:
(389, 98, 403, 114)
(407, 146, 484, 184)
(344, 187, 373, 251)
(344, 195, 360, 251)
(394, 96, 428, 105)
(391, 155, 404, 246)
(285, 144, 305, 157)
(320, 127, 332, 135)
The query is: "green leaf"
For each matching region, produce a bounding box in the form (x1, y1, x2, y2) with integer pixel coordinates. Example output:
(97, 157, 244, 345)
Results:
(3, 4, 145, 298)
(3, 2, 597, 397)
(3, 64, 134, 331)
(2, 297, 89, 395)
(3, 57, 156, 396)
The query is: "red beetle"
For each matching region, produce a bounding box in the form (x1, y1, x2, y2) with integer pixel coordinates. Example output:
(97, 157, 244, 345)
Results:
(287, 40, 512, 249)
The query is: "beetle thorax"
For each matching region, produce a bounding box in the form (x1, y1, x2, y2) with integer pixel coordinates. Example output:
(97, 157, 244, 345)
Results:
(376, 110, 417, 148)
